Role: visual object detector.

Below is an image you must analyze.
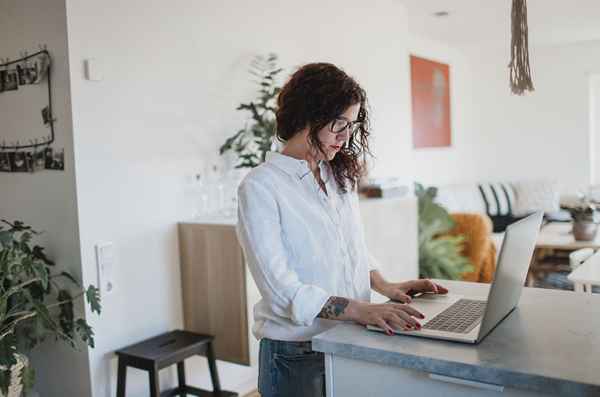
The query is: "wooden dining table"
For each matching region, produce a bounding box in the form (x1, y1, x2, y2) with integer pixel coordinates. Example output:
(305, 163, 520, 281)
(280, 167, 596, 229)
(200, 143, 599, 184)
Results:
(526, 221, 600, 287)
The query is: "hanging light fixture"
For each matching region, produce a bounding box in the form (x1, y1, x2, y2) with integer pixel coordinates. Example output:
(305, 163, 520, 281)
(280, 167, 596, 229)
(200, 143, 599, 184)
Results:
(508, 0, 534, 95)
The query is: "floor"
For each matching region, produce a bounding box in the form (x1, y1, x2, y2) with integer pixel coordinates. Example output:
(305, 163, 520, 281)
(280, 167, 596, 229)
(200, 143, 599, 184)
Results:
(244, 391, 260, 397)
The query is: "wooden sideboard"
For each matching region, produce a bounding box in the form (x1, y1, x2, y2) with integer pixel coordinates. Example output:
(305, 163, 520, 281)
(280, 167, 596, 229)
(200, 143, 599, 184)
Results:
(178, 221, 256, 366)
(177, 195, 419, 372)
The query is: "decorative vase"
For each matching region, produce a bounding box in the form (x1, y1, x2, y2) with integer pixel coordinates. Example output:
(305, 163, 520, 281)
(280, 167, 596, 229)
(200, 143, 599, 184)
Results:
(572, 221, 599, 241)
(0, 354, 27, 397)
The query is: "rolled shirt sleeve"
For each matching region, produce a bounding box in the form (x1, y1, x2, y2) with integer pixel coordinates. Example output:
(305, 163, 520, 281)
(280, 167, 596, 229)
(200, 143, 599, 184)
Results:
(236, 179, 331, 326)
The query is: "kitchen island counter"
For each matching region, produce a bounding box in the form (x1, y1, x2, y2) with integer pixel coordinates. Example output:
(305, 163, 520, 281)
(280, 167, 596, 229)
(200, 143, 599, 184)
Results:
(312, 280, 600, 396)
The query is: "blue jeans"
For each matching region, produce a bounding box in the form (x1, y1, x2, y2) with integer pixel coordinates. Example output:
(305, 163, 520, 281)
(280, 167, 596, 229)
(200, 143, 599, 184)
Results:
(258, 338, 325, 397)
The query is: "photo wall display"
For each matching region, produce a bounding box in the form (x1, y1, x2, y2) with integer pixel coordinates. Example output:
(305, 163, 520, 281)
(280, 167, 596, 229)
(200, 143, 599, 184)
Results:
(0, 51, 49, 93)
(0, 146, 64, 173)
(0, 47, 64, 173)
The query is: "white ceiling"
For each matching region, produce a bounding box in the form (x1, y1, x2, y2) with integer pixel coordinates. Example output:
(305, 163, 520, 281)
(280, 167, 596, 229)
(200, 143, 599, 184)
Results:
(398, 0, 600, 47)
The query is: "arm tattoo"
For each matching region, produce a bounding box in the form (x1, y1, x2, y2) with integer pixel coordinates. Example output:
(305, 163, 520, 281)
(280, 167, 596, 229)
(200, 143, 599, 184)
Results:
(318, 296, 349, 319)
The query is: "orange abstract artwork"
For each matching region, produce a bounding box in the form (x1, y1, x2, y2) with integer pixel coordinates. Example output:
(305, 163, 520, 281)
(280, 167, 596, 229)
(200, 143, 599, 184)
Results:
(410, 55, 451, 148)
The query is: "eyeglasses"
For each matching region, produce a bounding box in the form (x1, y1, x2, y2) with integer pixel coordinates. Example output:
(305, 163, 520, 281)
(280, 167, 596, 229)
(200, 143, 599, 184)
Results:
(329, 118, 363, 137)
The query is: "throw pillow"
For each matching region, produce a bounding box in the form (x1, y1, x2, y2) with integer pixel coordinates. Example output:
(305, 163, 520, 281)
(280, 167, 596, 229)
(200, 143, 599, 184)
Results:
(511, 180, 560, 216)
(478, 182, 521, 232)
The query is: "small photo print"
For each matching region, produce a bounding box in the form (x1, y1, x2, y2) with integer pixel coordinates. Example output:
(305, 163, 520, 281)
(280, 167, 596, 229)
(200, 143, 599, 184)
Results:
(16, 63, 38, 85)
(46, 147, 64, 171)
(33, 54, 50, 84)
(11, 151, 29, 172)
(17, 65, 27, 86)
(25, 152, 34, 172)
(44, 147, 53, 169)
(26, 63, 39, 84)
(0, 152, 11, 172)
(33, 149, 46, 171)
(4, 70, 18, 91)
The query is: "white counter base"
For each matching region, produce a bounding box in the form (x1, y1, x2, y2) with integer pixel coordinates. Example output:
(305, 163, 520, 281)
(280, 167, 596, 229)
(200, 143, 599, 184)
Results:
(325, 353, 546, 397)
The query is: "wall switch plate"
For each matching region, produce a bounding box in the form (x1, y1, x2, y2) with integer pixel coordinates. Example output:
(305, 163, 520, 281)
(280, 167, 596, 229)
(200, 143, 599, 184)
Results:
(95, 242, 116, 295)
(84, 58, 103, 81)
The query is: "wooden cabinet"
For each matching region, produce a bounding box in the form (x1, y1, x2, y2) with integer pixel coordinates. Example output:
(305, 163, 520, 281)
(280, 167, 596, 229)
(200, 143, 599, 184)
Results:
(178, 222, 252, 366)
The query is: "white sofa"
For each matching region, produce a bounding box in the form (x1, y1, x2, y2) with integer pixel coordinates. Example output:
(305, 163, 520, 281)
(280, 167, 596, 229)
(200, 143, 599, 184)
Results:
(434, 180, 568, 255)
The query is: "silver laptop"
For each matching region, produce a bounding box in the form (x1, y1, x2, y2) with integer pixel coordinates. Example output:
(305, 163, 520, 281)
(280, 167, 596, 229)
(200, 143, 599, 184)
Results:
(367, 211, 543, 344)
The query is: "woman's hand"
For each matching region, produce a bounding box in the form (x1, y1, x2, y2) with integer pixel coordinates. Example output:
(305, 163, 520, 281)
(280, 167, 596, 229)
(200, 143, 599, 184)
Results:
(379, 279, 448, 303)
(346, 301, 425, 336)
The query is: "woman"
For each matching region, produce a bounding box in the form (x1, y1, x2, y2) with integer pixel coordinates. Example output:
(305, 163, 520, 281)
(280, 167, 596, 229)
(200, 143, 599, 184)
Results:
(236, 63, 448, 397)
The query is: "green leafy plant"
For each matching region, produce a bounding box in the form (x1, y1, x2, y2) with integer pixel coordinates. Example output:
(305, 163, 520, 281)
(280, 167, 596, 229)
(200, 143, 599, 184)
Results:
(219, 53, 283, 168)
(415, 183, 473, 280)
(0, 220, 101, 394)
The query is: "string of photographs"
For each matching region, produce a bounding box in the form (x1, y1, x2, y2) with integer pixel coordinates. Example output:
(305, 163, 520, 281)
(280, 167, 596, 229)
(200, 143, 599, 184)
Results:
(0, 46, 64, 172)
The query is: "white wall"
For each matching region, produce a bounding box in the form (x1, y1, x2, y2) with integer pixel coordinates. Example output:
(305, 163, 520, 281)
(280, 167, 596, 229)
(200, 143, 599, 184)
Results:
(590, 74, 600, 185)
(0, 0, 92, 396)
(64, 1, 412, 396)
(405, 36, 600, 194)
(463, 41, 600, 193)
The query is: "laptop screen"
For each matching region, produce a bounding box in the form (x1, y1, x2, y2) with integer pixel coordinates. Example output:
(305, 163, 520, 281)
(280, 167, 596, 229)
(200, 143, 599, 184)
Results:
(477, 211, 543, 342)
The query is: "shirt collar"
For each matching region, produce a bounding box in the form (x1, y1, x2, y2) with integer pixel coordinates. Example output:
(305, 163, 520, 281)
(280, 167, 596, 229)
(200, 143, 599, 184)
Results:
(265, 151, 329, 182)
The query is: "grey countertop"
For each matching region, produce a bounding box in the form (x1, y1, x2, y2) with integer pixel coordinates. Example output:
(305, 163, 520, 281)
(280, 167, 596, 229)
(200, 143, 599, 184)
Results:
(312, 280, 600, 396)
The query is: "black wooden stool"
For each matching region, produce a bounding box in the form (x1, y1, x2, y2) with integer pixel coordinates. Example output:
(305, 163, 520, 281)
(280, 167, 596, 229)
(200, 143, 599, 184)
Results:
(115, 330, 238, 397)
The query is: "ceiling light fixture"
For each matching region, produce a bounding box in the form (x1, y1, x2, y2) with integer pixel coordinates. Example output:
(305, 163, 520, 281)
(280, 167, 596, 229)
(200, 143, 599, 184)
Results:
(432, 11, 450, 17)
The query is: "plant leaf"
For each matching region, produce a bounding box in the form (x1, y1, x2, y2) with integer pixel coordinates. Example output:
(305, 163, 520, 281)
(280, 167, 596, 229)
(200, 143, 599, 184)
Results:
(0, 335, 17, 368)
(74, 319, 95, 348)
(22, 364, 35, 391)
(55, 271, 80, 287)
(0, 230, 12, 246)
(32, 245, 55, 266)
(417, 182, 473, 280)
(219, 129, 245, 155)
(58, 290, 74, 338)
(85, 285, 102, 315)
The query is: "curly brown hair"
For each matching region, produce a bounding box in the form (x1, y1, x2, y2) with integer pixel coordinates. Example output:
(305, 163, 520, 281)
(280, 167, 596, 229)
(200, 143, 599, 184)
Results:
(275, 63, 372, 193)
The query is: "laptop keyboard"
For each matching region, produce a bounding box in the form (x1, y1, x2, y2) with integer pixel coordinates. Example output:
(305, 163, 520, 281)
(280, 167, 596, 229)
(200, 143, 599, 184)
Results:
(422, 299, 487, 334)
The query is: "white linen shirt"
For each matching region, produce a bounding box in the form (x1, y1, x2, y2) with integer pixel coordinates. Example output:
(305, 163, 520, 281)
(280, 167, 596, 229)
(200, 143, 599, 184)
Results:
(236, 151, 378, 342)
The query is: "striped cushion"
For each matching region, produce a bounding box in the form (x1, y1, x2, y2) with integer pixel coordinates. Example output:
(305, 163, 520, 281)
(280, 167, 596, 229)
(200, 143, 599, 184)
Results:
(478, 183, 523, 232)
(478, 182, 516, 216)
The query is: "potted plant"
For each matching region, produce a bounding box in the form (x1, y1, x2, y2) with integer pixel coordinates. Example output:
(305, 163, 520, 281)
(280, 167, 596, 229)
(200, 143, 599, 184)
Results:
(219, 53, 283, 168)
(415, 183, 474, 280)
(0, 220, 101, 396)
(561, 199, 598, 241)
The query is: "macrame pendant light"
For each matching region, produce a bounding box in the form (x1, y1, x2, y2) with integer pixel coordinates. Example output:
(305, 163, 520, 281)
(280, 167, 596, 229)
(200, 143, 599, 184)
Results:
(509, 0, 534, 95)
